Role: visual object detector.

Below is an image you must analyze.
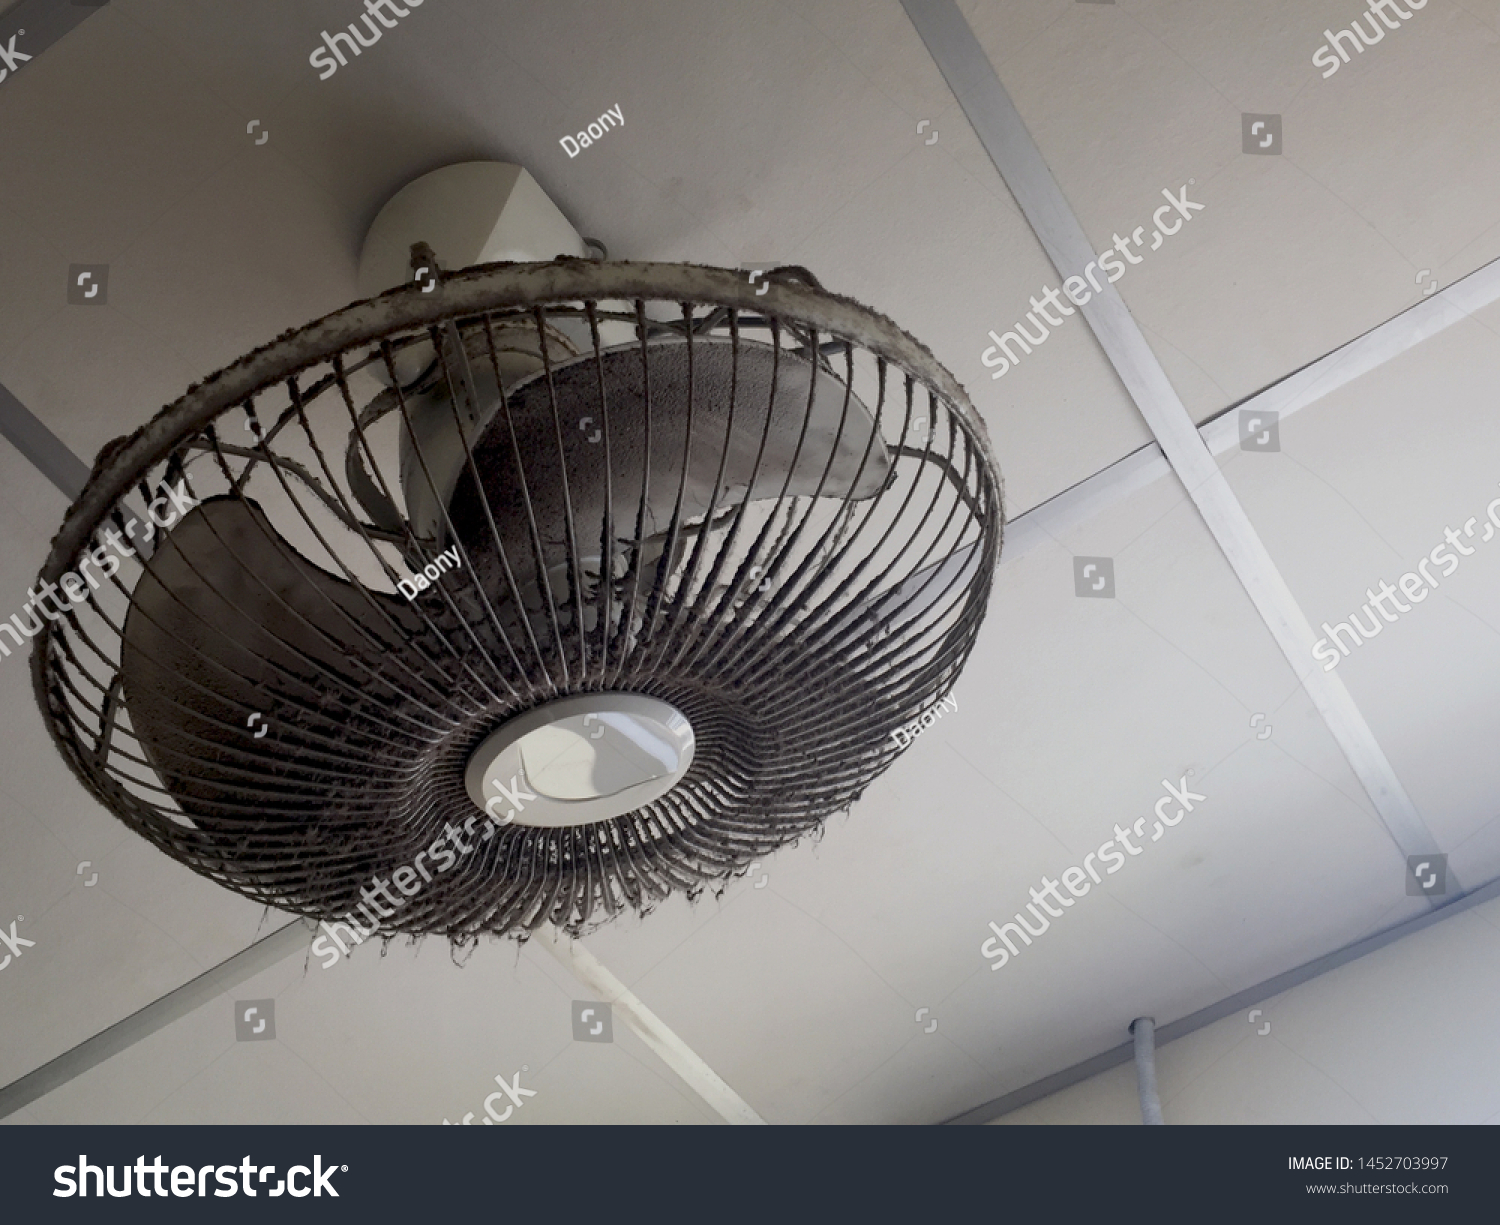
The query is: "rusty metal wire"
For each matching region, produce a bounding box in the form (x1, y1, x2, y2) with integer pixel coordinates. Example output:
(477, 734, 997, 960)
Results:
(32, 260, 1003, 943)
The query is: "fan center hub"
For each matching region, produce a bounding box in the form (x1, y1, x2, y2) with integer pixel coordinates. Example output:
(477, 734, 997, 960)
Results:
(464, 694, 694, 829)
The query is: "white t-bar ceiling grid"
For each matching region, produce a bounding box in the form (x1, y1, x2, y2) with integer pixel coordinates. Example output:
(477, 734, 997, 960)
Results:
(901, 0, 1451, 888)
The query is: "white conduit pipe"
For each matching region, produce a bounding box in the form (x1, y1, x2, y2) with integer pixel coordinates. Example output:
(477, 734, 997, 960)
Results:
(1130, 1018, 1165, 1125)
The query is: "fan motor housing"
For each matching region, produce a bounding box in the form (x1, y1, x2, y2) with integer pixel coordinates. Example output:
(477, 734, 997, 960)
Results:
(465, 693, 695, 829)
(357, 161, 589, 297)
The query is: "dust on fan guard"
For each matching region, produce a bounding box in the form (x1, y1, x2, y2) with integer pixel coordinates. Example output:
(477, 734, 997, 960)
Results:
(30, 163, 1004, 945)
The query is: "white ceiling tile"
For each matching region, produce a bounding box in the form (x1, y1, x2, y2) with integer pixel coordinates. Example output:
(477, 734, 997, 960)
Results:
(2, 0, 1498, 1126)
(1163, 1029, 1380, 1123)
(0, 8, 241, 259)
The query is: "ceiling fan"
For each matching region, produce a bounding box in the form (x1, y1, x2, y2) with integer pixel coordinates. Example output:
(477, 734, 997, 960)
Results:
(31, 162, 1004, 945)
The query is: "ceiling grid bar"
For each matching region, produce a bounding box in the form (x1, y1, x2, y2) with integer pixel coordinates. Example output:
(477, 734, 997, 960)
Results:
(944, 868, 1500, 1125)
(530, 924, 766, 1124)
(1005, 253, 1500, 561)
(901, 0, 1451, 883)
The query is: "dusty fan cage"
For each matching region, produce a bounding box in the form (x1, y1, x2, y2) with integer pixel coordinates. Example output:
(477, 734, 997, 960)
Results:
(33, 259, 1003, 943)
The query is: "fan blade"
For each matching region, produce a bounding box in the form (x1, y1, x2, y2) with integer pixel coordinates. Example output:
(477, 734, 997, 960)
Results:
(120, 497, 439, 827)
(501, 334, 888, 530)
(858, 539, 983, 638)
(435, 335, 892, 607)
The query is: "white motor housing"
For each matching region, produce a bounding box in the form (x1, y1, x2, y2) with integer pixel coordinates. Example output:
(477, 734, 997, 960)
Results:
(358, 161, 589, 297)
(357, 162, 631, 540)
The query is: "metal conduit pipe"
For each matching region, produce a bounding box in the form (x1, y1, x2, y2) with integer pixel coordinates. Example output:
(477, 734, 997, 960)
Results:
(1130, 1017, 1165, 1125)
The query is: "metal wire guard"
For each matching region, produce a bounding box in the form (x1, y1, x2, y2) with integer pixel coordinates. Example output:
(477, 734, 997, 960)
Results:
(33, 259, 1004, 942)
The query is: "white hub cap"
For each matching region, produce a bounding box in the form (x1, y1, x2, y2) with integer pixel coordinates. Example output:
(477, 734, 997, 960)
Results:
(464, 694, 695, 828)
